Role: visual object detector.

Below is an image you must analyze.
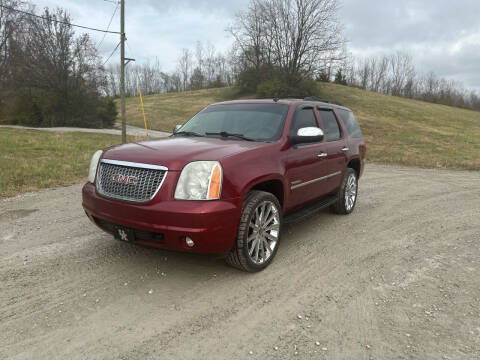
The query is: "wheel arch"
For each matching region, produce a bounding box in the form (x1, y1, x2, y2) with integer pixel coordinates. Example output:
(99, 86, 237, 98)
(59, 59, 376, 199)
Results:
(347, 157, 361, 178)
(243, 176, 286, 210)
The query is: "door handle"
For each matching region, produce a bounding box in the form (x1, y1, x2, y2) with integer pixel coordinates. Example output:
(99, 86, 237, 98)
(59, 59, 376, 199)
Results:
(341, 147, 349, 152)
(317, 152, 328, 158)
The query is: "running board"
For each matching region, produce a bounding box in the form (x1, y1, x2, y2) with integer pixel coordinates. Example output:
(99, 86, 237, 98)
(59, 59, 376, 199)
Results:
(284, 194, 338, 224)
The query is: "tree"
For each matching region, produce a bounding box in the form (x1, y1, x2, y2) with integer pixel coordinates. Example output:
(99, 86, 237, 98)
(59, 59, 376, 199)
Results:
(190, 67, 204, 90)
(178, 48, 192, 91)
(195, 40, 205, 88)
(369, 56, 389, 92)
(389, 52, 415, 96)
(358, 60, 369, 90)
(0, 0, 28, 98)
(317, 69, 330, 82)
(334, 69, 347, 85)
(230, 0, 345, 92)
(1, 5, 116, 127)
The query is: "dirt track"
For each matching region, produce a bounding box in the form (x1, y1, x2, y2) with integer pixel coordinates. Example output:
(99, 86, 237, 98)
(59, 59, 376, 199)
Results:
(0, 124, 169, 138)
(1, 164, 479, 359)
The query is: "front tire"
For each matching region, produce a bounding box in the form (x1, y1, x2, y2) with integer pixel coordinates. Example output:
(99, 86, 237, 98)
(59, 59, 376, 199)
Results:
(332, 168, 358, 215)
(226, 191, 282, 272)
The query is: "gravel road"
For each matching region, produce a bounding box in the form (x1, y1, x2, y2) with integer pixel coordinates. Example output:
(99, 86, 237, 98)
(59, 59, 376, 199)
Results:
(1, 164, 479, 360)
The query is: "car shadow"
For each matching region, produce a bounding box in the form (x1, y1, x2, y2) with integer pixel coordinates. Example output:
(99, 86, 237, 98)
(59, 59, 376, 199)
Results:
(87, 207, 343, 285)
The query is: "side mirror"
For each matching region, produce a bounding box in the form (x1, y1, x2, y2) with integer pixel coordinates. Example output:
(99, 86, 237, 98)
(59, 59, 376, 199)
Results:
(290, 127, 324, 145)
(173, 124, 183, 133)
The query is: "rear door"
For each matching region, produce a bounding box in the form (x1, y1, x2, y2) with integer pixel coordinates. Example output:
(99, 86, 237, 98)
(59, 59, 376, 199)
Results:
(285, 105, 330, 209)
(316, 107, 348, 194)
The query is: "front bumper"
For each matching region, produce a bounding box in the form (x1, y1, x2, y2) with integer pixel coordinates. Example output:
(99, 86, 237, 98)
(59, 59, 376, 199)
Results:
(82, 182, 242, 253)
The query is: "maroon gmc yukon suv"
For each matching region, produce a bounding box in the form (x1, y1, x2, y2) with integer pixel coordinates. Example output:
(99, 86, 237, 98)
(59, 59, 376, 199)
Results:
(82, 97, 366, 272)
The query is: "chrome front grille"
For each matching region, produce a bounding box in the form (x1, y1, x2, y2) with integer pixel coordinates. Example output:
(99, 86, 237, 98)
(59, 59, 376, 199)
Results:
(96, 159, 167, 203)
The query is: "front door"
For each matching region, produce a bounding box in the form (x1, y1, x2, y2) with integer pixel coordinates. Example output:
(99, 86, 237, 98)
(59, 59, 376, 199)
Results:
(285, 106, 331, 210)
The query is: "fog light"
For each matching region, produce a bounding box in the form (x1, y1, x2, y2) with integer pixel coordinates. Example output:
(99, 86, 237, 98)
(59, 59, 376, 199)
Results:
(185, 237, 195, 247)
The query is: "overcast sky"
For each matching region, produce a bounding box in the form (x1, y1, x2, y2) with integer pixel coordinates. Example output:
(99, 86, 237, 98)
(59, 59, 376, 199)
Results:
(33, 0, 480, 91)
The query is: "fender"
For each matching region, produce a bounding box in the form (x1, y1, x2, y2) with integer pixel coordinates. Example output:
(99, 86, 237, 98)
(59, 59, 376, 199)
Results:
(241, 173, 289, 211)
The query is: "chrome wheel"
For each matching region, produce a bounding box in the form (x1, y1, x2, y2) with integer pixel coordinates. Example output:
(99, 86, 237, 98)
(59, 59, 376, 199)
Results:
(247, 200, 280, 265)
(344, 173, 357, 211)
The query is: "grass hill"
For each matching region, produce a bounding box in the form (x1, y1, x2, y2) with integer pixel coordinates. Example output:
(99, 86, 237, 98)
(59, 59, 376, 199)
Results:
(121, 83, 480, 171)
(1, 83, 478, 199)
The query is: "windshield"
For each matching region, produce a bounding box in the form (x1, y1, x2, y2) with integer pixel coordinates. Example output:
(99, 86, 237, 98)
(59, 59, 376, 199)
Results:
(177, 103, 289, 142)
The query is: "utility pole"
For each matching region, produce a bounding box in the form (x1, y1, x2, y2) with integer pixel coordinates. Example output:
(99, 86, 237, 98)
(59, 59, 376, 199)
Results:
(120, 0, 126, 144)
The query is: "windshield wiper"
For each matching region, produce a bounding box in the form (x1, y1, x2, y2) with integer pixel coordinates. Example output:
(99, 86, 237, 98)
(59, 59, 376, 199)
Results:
(205, 131, 255, 141)
(174, 131, 204, 137)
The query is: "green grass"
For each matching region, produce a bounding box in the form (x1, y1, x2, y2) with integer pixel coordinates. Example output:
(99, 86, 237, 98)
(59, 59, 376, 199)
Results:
(122, 83, 480, 171)
(318, 83, 480, 171)
(0, 129, 139, 199)
(120, 87, 247, 132)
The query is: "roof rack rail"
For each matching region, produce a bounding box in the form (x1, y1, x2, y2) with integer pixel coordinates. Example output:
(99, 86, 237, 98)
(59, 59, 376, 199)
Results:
(277, 96, 304, 100)
(255, 96, 303, 101)
(303, 96, 345, 107)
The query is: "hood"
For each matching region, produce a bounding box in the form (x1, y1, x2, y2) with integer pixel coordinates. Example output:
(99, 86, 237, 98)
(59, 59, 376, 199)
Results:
(102, 136, 270, 170)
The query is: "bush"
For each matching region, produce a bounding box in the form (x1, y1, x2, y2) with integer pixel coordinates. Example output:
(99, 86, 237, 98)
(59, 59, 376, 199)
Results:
(256, 76, 317, 98)
(0, 90, 117, 128)
(237, 66, 268, 93)
(96, 98, 118, 128)
(334, 69, 347, 85)
(237, 65, 316, 98)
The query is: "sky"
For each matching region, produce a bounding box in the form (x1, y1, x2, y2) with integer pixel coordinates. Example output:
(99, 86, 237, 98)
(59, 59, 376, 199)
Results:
(32, 0, 480, 91)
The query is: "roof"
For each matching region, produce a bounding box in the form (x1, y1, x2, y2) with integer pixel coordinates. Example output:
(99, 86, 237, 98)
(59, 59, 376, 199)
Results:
(212, 97, 351, 111)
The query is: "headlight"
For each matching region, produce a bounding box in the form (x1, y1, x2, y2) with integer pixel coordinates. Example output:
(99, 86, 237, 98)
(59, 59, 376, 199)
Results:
(174, 161, 223, 200)
(88, 150, 103, 183)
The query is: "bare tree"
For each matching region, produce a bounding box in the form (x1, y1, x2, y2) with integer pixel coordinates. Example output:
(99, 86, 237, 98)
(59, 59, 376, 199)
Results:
(389, 52, 415, 96)
(178, 48, 192, 91)
(203, 41, 217, 84)
(0, 0, 28, 89)
(357, 59, 370, 90)
(368, 56, 389, 92)
(4, 6, 115, 127)
(342, 51, 478, 111)
(230, 0, 345, 87)
(195, 40, 205, 87)
(228, 0, 269, 71)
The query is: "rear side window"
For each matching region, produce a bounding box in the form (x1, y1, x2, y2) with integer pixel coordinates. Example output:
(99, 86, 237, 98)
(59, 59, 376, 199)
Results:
(290, 108, 318, 136)
(336, 109, 363, 138)
(318, 109, 341, 141)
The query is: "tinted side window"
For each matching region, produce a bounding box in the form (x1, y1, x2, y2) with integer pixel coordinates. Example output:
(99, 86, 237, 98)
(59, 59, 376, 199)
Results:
(318, 109, 341, 141)
(337, 109, 363, 138)
(290, 108, 318, 136)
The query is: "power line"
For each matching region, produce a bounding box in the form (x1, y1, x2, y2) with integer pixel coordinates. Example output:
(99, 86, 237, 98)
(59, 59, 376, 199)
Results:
(102, 41, 121, 66)
(97, 3, 119, 48)
(0, 3, 121, 34)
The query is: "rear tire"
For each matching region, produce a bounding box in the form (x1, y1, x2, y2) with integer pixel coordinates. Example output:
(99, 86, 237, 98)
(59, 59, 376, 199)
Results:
(331, 168, 358, 215)
(226, 191, 282, 272)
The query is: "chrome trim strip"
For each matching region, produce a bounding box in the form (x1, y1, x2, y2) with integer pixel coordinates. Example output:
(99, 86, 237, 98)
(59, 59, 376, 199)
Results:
(97, 159, 168, 203)
(291, 171, 341, 190)
(101, 159, 168, 171)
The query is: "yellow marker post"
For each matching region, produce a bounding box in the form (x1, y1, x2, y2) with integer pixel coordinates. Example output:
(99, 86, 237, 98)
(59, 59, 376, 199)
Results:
(138, 88, 148, 137)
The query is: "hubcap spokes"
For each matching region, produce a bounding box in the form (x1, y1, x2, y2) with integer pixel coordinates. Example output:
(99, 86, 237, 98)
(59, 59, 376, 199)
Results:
(345, 175, 357, 211)
(247, 201, 280, 264)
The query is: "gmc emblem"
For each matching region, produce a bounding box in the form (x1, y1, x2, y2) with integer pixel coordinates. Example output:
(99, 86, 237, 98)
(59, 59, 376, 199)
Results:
(112, 173, 137, 185)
